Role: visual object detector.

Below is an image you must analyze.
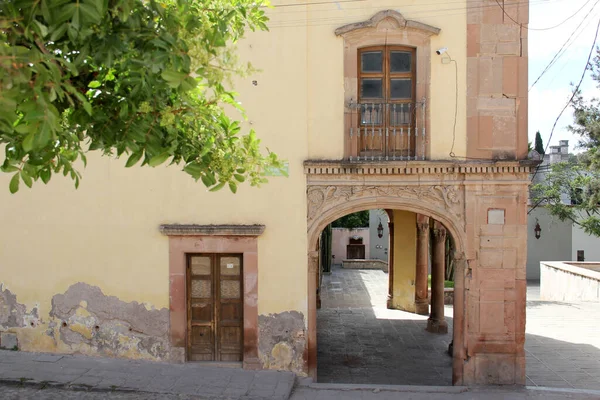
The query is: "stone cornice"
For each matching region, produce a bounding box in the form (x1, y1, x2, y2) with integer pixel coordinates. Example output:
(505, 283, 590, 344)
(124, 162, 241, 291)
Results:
(159, 224, 265, 237)
(304, 160, 537, 176)
(335, 10, 441, 37)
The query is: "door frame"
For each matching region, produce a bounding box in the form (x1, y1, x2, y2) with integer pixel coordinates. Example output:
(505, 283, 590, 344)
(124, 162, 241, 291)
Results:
(160, 225, 264, 369)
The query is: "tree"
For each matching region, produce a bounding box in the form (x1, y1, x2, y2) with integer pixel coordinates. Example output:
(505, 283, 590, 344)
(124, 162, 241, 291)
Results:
(0, 0, 284, 193)
(534, 131, 544, 155)
(332, 211, 370, 230)
(533, 159, 600, 237)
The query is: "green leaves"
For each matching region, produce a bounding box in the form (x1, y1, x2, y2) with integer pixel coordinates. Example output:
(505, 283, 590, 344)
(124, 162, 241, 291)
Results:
(1, 0, 283, 195)
(534, 160, 600, 237)
(125, 151, 144, 168)
(148, 153, 171, 167)
(9, 174, 19, 194)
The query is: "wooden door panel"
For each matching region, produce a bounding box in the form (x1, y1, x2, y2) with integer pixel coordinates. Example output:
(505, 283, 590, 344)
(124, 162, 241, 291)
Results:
(189, 326, 213, 361)
(220, 302, 242, 323)
(219, 326, 242, 361)
(187, 254, 243, 362)
(217, 255, 243, 361)
(191, 302, 212, 322)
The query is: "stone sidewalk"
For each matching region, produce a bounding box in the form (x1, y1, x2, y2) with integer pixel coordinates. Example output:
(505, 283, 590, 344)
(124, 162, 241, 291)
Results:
(3, 382, 600, 400)
(0, 350, 295, 399)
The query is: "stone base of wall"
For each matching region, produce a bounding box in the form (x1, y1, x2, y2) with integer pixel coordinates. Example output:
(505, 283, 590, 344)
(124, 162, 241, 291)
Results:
(342, 259, 388, 272)
(427, 288, 454, 305)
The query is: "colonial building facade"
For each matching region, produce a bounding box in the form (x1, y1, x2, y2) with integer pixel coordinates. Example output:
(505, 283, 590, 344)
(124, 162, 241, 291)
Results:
(0, 0, 530, 386)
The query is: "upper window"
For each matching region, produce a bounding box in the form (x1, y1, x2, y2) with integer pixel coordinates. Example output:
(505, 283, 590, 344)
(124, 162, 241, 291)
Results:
(359, 46, 415, 104)
(355, 46, 417, 159)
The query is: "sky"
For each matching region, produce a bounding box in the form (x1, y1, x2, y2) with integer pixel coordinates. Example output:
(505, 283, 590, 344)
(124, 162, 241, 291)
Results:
(529, 0, 600, 153)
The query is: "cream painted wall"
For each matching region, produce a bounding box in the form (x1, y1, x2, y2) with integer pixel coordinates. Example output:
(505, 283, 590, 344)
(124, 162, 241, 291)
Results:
(0, 0, 468, 360)
(391, 210, 417, 311)
(0, 150, 307, 318)
(257, 0, 468, 159)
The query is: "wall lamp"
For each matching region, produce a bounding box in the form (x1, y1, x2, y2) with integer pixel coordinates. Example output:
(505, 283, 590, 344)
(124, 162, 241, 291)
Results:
(377, 218, 384, 238)
(534, 219, 542, 240)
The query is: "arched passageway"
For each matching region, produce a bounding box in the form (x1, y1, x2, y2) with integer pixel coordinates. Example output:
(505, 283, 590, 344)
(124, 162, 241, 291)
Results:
(306, 185, 468, 384)
(314, 207, 459, 385)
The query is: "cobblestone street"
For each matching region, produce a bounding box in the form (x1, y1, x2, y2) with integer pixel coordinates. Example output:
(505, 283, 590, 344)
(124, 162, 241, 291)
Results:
(317, 265, 453, 385)
(317, 266, 600, 390)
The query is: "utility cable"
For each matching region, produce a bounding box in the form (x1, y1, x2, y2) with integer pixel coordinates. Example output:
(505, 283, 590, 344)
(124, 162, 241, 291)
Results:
(495, 0, 594, 31)
(530, 17, 600, 188)
(267, 0, 560, 28)
(529, 0, 600, 91)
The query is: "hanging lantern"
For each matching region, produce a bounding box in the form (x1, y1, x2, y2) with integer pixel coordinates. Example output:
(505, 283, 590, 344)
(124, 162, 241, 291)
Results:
(534, 220, 541, 240)
(377, 220, 384, 238)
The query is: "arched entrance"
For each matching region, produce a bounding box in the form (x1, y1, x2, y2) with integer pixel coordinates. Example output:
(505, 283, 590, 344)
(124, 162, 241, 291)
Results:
(304, 160, 532, 386)
(306, 183, 468, 384)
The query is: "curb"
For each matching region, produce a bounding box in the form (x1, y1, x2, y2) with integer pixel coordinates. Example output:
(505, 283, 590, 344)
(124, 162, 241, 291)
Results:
(303, 382, 468, 394)
(527, 386, 600, 397)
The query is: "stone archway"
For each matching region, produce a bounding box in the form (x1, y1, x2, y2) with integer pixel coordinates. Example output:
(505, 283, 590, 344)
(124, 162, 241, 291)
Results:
(305, 174, 469, 384)
(304, 159, 532, 386)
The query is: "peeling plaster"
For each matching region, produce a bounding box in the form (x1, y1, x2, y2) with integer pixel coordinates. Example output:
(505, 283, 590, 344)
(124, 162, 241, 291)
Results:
(0, 284, 39, 331)
(48, 283, 172, 361)
(258, 311, 306, 373)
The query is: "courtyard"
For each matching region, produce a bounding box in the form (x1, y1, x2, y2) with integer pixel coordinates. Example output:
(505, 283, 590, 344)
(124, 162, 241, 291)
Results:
(317, 266, 600, 390)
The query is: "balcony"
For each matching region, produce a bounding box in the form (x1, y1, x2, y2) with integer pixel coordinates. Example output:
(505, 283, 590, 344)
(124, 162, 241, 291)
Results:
(344, 100, 427, 161)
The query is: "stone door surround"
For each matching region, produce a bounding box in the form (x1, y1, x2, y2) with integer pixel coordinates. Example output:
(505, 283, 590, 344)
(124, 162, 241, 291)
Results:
(160, 224, 263, 369)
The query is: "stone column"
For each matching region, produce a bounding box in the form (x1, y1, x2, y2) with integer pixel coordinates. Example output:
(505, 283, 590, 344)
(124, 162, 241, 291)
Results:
(427, 220, 448, 334)
(386, 210, 395, 309)
(415, 214, 430, 315)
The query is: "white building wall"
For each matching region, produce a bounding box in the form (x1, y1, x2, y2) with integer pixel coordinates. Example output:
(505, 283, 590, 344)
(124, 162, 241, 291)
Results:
(572, 225, 600, 262)
(527, 207, 572, 281)
(369, 210, 389, 261)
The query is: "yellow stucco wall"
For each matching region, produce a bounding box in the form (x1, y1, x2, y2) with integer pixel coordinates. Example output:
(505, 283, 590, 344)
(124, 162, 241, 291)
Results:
(0, 0, 466, 361)
(391, 210, 417, 311)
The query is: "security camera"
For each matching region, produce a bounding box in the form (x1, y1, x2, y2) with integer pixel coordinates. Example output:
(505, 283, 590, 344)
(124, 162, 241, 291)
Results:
(436, 47, 448, 55)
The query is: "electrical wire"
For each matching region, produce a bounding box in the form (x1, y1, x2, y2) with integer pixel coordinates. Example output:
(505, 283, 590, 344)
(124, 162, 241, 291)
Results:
(495, 0, 594, 31)
(542, 5, 600, 88)
(267, 0, 560, 28)
(447, 55, 459, 158)
(271, 0, 364, 8)
(529, 0, 600, 91)
(530, 17, 600, 187)
(268, 0, 560, 16)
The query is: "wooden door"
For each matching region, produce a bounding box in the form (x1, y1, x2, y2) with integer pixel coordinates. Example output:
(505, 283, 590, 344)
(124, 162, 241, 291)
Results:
(187, 254, 243, 362)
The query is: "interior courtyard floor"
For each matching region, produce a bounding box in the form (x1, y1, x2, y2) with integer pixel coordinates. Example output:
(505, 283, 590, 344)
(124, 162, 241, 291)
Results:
(317, 266, 600, 389)
(317, 265, 453, 386)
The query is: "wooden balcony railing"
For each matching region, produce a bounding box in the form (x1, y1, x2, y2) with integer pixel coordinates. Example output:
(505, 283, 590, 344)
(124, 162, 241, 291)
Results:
(344, 100, 427, 161)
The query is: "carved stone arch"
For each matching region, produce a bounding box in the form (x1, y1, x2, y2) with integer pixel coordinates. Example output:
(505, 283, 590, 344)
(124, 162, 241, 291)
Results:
(337, 10, 439, 159)
(306, 189, 466, 254)
(305, 180, 468, 383)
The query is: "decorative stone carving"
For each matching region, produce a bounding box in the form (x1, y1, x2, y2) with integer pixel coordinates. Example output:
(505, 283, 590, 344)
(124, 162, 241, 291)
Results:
(307, 184, 464, 230)
(335, 10, 441, 37)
